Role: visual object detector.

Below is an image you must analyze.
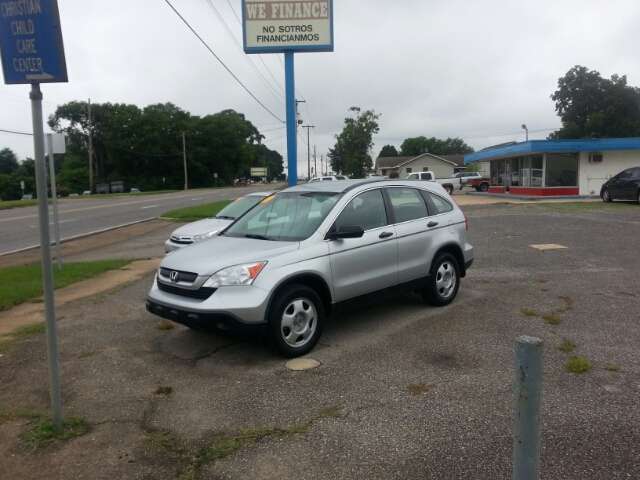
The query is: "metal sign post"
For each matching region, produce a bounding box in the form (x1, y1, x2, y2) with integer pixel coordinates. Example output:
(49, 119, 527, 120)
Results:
(241, 0, 333, 186)
(47, 134, 62, 270)
(1, 0, 68, 430)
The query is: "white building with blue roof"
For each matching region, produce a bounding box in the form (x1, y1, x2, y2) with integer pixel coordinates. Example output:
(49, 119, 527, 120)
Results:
(464, 138, 640, 197)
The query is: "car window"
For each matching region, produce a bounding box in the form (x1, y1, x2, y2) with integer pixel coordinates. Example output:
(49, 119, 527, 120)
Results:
(420, 173, 431, 180)
(334, 189, 387, 231)
(421, 191, 454, 215)
(226, 192, 342, 241)
(335, 176, 346, 180)
(615, 169, 633, 180)
(322, 177, 333, 181)
(405, 173, 418, 180)
(215, 195, 264, 219)
(632, 168, 640, 179)
(387, 187, 429, 223)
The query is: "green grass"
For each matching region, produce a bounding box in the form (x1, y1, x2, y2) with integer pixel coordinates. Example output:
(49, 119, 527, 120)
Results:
(522, 201, 638, 214)
(604, 364, 620, 372)
(20, 416, 90, 450)
(566, 356, 591, 373)
(0, 260, 131, 311)
(557, 339, 576, 353)
(0, 408, 44, 423)
(542, 314, 563, 325)
(162, 200, 233, 222)
(520, 307, 539, 316)
(0, 199, 42, 210)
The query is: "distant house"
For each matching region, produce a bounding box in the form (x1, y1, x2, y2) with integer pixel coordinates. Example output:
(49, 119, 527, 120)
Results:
(374, 153, 459, 179)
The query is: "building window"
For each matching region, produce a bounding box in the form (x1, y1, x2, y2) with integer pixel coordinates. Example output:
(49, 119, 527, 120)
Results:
(545, 153, 578, 187)
(381, 169, 387, 175)
(422, 167, 429, 172)
(406, 168, 412, 174)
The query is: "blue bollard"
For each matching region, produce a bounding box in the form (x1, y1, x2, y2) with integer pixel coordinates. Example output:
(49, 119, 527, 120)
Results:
(514, 335, 543, 480)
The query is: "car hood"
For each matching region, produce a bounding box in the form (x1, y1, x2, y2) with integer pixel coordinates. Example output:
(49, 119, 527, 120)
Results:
(170, 218, 233, 237)
(161, 235, 299, 276)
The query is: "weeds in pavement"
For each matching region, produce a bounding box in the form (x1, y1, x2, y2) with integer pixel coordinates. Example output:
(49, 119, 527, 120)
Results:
(566, 356, 591, 373)
(557, 340, 576, 353)
(156, 320, 174, 330)
(520, 307, 538, 316)
(604, 364, 620, 372)
(20, 416, 90, 450)
(542, 314, 563, 325)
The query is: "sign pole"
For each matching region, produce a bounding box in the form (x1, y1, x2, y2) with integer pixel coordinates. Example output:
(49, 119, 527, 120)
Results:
(31, 84, 63, 430)
(285, 51, 297, 186)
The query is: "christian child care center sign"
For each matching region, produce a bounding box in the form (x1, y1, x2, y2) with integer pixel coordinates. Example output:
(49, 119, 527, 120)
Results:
(242, 0, 333, 53)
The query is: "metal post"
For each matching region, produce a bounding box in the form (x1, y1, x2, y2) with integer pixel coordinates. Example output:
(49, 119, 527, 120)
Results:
(514, 335, 543, 480)
(183, 132, 188, 190)
(302, 125, 314, 180)
(47, 134, 62, 270)
(88, 99, 93, 193)
(285, 51, 297, 186)
(31, 84, 63, 430)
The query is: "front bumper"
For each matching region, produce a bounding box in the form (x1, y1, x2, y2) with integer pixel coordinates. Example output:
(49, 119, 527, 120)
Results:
(164, 239, 189, 254)
(146, 299, 267, 337)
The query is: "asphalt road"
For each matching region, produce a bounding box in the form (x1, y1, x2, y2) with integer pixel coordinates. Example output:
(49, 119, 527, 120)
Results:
(0, 185, 277, 255)
(1, 200, 638, 479)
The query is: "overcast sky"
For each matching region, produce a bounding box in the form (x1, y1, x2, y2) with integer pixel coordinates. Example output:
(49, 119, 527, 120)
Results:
(2, 0, 640, 177)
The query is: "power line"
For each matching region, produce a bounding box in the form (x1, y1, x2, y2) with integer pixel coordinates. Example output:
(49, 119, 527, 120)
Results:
(164, 0, 284, 124)
(0, 128, 32, 136)
(205, 0, 284, 104)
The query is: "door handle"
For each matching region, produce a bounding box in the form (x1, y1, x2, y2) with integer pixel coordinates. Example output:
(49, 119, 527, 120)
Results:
(379, 231, 393, 239)
(427, 221, 438, 227)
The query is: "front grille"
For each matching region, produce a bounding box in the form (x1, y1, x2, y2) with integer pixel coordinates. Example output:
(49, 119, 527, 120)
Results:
(159, 268, 198, 283)
(170, 236, 193, 245)
(157, 282, 216, 299)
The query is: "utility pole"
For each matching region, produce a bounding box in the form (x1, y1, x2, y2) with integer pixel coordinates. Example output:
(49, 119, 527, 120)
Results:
(313, 145, 317, 179)
(302, 125, 314, 180)
(183, 132, 188, 190)
(88, 99, 93, 193)
(321, 154, 324, 176)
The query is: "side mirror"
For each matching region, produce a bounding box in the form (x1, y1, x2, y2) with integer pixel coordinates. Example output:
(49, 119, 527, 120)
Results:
(326, 224, 365, 240)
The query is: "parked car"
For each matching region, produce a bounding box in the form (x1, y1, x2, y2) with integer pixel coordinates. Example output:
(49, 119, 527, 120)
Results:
(82, 190, 91, 195)
(130, 188, 141, 193)
(600, 167, 640, 203)
(164, 191, 274, 253)
(404, 171, 461, 194)
(147, 179, 474, 357)
(308, 175, 348, 182)
(365, 173, 388, 179)
(20, 194, 33, 200)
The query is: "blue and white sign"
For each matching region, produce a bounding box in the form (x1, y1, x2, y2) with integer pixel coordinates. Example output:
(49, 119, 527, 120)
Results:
(242, 0, 333, 54)
(0, 0, 68, 84)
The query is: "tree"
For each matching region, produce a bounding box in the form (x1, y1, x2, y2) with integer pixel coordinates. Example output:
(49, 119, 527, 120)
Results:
(329, 107, 380, 178)
(378, 145, 398, 157)
(549, 65, 640, 139)
(0, 148, 19, 175)
(400, 136, 474, 156)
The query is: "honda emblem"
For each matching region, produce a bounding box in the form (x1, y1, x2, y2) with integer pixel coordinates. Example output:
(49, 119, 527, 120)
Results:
(170, 271, 179, 283)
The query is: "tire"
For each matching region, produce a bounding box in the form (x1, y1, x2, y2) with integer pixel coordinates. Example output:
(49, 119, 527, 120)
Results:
(637, 190, 640, 204)
(444, 185, 453, 195)
(268, 284, 324, 358)
(421, 253, 460, 307)
(475, 186, 481, 192)
(479, 182, 489, 192)
(602, 188, 612, 202)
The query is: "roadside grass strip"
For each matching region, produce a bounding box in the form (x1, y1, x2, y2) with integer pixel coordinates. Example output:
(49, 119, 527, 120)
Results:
(162, 200, 233, 223)
(0, 260, 131, 311)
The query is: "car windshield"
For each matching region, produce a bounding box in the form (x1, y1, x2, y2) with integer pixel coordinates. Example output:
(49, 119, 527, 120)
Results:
(224, 192, 342, 241)
(214, 195, 264, 219)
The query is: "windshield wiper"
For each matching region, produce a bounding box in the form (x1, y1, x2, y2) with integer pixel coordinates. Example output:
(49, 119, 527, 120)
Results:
(244, 234, 273, 241)
(215, 215, 235, 220)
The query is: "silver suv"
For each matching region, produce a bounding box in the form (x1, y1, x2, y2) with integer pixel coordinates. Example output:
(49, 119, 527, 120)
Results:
(146, 180, 473, 357)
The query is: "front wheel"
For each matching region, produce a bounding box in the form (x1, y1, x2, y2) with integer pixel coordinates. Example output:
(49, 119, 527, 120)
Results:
(421, 253, 460, 307)
(268, 284, 324, 358)
(602, 188, 612, 202)
(444, 185, 453, 195)
(479, 182, 489, 192)
(637, 190, 640, 204)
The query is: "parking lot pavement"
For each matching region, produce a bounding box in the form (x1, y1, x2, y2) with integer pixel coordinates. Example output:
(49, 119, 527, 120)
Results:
(1, 203, 639, 479)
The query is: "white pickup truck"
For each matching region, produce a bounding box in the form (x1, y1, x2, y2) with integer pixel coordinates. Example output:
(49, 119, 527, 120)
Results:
(404, 171, 463, 194)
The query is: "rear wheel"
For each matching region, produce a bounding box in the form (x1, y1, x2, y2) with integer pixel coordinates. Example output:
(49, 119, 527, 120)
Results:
(479, 182, 489, 192)
(444, 185, 453, 195)
(637, 190, 640, 204)
(602, 188, 612, 202)
(421, 253, 460, 307)
(268, 284, 324, 358)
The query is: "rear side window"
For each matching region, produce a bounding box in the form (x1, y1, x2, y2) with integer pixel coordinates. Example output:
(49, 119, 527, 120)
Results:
(421, 191, 454, 215)
(387, 188, 429, 223)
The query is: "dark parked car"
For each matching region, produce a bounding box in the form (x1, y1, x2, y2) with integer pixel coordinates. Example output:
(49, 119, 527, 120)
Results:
(600, 167, 640, 203)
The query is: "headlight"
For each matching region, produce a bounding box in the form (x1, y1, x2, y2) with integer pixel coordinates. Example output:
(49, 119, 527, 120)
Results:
(202, 262, 267, 288)
(192, 230, 220, 242)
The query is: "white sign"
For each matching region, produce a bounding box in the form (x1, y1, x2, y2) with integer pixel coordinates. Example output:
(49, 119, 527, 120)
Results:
(243, 0, 333, 53)
(45, 133, 66, 154)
